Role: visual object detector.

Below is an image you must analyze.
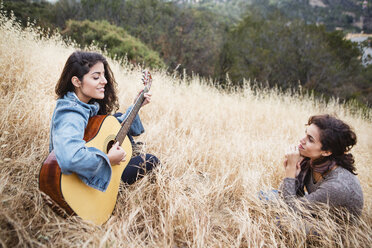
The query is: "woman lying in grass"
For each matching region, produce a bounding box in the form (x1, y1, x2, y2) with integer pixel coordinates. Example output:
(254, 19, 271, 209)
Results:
(281, 114, 364, 217)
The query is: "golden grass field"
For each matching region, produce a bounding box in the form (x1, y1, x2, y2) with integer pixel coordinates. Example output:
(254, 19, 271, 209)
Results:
(1, 12, 372, 247)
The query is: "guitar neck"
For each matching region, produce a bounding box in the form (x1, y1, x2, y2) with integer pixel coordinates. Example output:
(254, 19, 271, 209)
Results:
(115, 87, 149, 145)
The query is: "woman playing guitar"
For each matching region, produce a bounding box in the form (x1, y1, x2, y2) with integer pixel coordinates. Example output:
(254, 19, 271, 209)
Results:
(41, 51, 159, 223)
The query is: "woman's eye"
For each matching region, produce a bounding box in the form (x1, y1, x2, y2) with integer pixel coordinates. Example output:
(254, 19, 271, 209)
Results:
(93, 77, 99, 80)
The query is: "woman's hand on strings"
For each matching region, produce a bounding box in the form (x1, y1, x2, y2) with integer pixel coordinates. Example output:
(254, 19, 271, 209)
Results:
(134, 90, 152, 107)
(108, 142, 126, 166)
(142, 92, 151, 106)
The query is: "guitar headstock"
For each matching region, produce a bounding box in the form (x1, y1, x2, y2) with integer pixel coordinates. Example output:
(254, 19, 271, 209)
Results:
(141, 70, 152, 91)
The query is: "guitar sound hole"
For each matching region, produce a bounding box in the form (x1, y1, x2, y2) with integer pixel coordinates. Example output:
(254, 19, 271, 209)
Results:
(107, 140, 116, 153)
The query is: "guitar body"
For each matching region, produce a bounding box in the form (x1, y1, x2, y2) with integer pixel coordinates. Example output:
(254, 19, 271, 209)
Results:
(39, 115, 133, 225)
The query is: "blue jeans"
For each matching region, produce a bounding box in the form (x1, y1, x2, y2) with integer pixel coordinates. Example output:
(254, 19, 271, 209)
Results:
(122, 154, 159, 185)
(258, 189, 279, 201)
(112, 112, 159, 184)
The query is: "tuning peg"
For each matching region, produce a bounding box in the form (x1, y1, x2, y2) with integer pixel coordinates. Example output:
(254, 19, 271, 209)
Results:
(140, 70, 151, 85)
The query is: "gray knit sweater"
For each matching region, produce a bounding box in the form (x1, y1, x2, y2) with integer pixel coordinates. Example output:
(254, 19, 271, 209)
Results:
(281, 166, 364, 216)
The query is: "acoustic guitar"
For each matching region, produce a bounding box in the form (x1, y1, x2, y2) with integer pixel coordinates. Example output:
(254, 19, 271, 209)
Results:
(39, 70, 152, 225)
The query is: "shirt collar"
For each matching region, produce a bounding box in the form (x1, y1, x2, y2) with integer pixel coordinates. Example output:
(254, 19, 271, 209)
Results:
(65, 91, 100, 117)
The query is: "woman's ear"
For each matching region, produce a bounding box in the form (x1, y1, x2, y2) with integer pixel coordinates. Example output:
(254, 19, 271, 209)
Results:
(71, 76, 81, 88)
(321, 150, 332, 157)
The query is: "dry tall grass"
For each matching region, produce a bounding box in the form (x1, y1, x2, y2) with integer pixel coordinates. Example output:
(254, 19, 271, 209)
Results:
(1, 11, 372, 248)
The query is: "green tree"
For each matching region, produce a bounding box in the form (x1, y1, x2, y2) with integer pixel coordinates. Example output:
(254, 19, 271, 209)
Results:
(2, 0, 57, 30)
(64, 0, 228, 76)
(218, 9, 368, 104)
(54, 0, 82, 27)
(62, 19, 165, 68)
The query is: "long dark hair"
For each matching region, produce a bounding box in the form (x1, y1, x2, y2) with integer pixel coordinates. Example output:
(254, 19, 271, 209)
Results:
(55, 51, 119, 114)
(308, 114, 357, 175)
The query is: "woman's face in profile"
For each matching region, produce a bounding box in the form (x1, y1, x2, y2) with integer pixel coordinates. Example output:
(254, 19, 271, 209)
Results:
(298, 124, 326, 160)
(73, 62, 107, 103)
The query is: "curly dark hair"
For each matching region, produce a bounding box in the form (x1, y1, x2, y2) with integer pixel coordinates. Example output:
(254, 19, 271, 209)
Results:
(55, 51, 119, 114)
(308, 114, 357, 174)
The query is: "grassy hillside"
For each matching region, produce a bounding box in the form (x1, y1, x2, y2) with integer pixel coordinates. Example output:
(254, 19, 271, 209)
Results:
(1, 12, 372, 247)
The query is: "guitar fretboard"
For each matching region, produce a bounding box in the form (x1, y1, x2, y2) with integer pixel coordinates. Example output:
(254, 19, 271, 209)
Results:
(115, 86, 149, 145)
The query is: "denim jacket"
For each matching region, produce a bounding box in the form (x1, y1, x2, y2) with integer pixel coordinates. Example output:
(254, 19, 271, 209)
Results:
(49, 91, 144, 192)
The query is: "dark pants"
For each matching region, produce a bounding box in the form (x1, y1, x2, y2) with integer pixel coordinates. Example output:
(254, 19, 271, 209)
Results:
(121, 154, 159, 185)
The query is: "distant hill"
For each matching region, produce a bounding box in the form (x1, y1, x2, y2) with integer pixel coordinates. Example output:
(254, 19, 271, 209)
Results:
(2, 0, 371, 106)
(178, 0, 371, 33)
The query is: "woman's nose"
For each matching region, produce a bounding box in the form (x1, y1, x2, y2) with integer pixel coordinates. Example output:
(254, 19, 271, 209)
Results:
(300, 137, 305, 144)
(101, 76, 107, 84)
